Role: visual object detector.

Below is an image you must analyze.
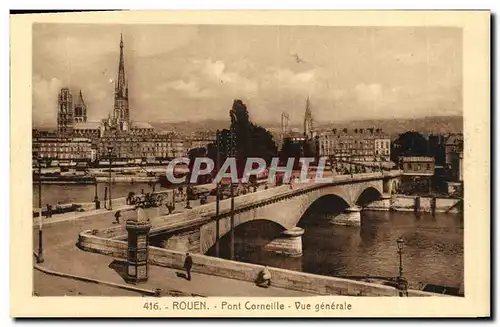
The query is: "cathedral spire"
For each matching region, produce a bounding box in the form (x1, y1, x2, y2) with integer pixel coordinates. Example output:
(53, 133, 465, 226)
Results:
(304, 95, 314, 139)
(77, 90, 85, 106)
(113, 33, 130, 128)
(74, 90, 87, 123)
(116, 33, 127, 98)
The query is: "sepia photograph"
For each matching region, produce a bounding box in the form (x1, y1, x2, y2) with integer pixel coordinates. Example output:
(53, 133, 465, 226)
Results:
(10, 10, 490, 318)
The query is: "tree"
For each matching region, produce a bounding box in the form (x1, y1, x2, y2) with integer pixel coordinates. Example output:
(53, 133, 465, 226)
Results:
(391, 131, 429, 162)
(187, 147, 211, 185)
(207, 99, 278, 178)
(279, 138, 302, 170)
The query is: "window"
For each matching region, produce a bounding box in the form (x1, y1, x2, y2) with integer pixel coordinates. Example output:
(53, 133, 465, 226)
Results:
(427, 164, 431, 170)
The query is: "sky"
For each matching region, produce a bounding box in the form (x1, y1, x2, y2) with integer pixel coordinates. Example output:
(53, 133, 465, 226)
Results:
(32, 24, 462, 127)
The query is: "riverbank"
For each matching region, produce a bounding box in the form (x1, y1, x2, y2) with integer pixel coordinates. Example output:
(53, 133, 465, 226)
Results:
(391, 194, 462, 214)
(33, 176, 159, 184)
(363, 194, 462, 214)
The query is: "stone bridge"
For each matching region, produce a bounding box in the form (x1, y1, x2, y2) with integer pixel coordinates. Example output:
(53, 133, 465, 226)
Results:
(85, 171, 401, 258)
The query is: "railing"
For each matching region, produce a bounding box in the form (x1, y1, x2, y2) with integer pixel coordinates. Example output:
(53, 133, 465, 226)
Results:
(102, 170, 402, 238)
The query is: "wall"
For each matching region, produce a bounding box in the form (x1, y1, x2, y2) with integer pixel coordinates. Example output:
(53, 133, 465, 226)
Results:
(162, 229, 201, 254)
(391, 195, 462, 213)
(78, 230, 443, 297)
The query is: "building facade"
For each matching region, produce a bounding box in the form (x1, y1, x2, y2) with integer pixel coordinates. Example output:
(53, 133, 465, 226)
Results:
(33, 136, 93, 162)
(400, 156, 435, 194)
(318, 128, 391, 165)
(34, 34, 187, 166)
(445, 133, 464, 182)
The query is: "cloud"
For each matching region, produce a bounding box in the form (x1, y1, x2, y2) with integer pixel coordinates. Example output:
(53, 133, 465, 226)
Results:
(162, 59, 259, 100)
(32, 25, 462, 125)
(200, 59, 259, 94)
(354, 83, 383, 102)
(32, 74, 63, 126)
(162, 80, 215, 99)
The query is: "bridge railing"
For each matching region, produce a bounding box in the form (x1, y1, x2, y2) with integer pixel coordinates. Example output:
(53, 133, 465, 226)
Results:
(100, 170, 402, 238)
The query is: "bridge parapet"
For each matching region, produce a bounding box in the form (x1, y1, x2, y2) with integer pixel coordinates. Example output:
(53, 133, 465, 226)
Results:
(99, 171, 402, 239)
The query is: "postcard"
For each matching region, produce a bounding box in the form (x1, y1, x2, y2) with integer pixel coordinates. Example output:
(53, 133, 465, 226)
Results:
(10, 10, 490, 318)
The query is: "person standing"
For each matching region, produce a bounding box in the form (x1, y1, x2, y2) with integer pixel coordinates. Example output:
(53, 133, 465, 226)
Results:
(114, 210, 121, 224)
(184, 253, 193, 281)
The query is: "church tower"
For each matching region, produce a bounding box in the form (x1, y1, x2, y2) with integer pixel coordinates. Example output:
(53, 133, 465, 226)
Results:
(113, 33, 129, 131)
(57, 87, 74, 135)
(74, 90, 87, 123)
(303, 96, 314, 139)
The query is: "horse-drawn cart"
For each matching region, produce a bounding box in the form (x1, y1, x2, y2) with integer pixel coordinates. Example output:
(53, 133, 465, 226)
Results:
(128, 192, 165, 208)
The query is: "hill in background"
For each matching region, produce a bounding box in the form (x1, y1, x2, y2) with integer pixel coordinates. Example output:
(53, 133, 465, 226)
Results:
(150, 115, 463, 139)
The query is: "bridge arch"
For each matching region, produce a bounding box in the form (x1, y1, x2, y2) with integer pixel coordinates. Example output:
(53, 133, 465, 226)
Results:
(205, 219, 287, 258)
(297, 193, 351, 226)
(355, 186, 383, 207)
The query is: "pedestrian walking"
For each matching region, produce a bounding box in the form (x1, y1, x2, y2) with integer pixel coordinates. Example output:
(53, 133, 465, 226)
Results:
(114, 210, 121, 224)
(166, 202, 174, 215)
(184, 252, 193, 281)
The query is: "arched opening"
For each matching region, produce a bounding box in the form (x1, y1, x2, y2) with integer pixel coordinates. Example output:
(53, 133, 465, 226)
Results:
(206, 219, 286, 262)
(356, 187, 382, 208)
(298, 194, 351, 227)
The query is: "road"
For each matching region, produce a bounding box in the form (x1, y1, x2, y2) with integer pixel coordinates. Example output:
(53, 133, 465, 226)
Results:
(32, 201, 314, 297)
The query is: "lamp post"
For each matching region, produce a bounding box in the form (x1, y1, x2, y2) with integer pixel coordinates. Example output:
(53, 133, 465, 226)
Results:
(107, 147, 113, 210)
(35, 153, 44, 263)
(185, 184, 192, 209)
(93, 167, 100, 209)
(171, 148, 176, 211)
(229, 129, 236, 260)
(396, 236, 408, 296)
(185, 160, 192, 209)
(215, 129, 221, 257)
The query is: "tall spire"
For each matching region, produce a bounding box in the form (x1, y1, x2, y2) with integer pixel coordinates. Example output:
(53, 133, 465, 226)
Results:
(74, 90, 87, 123)
(77, 90, 85, 106)
(116, 33, 127, 98)
(304, 95, 314, 138)
(113, 33, 130, 128)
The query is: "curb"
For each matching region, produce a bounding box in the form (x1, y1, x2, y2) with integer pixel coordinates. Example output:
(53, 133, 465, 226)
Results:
(33, 263, 206, 298)
(33, 264, 158, 296)
(33, 205, 135, 227)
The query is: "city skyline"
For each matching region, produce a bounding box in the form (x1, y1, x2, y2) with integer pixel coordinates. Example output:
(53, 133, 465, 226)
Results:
(33, 24, 462, 128)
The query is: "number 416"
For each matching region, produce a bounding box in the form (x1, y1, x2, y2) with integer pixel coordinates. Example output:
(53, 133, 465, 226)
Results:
(143, 302, 160, 310)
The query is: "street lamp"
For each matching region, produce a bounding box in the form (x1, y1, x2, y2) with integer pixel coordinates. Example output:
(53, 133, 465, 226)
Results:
(397, 236, 404, 277)
(229, 129, 236, 260)
(185, 184, 192, 209)
(215, 129, 221, 257)
(396, 236, 408, 296)
(93, 166, 100, 210)
(107, 147, 113, 210)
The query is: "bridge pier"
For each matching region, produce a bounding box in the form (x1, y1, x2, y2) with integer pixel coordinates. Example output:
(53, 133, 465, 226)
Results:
(161, 229, 201, 254)
(331, 206, 362, 226)
(363, 194, 392, 211)
(263, 227, 304, 257)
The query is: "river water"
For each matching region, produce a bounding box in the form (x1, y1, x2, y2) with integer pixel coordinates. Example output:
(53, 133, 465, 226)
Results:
(33, 183, 464, 288)
(212, 210, 464, 288)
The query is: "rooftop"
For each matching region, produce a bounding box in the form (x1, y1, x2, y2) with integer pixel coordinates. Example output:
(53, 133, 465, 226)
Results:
(132, 122, 154, 130)
(73, 122, 101, 130)
(401, 156, 435, 162)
